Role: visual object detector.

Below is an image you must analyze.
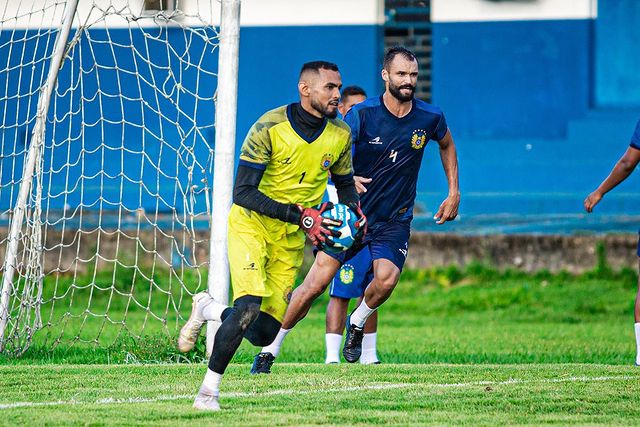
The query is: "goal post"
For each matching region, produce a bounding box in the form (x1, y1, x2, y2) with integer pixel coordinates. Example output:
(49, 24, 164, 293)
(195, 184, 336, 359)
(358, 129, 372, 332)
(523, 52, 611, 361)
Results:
(0, 0, 240, 356)
(207, 0, 240, 356)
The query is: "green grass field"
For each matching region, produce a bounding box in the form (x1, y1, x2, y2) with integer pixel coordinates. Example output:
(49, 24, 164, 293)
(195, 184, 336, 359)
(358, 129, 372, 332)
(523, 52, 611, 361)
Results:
(1, 363, 639, 425)
(1, 264, 640, 424)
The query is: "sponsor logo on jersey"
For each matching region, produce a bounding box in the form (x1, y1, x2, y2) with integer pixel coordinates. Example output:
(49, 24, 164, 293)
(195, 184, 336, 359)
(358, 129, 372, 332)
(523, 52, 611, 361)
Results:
(339, 263, 355, 285)
(411, 129, 427, 149)
(320, 153, 334, 170)
(368, 136, 382, 145)
(243, 262, 258, 271)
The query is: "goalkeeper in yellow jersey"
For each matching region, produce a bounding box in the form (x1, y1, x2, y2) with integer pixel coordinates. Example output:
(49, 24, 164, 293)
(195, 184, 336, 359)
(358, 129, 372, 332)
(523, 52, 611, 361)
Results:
(177, 61, 366, 411)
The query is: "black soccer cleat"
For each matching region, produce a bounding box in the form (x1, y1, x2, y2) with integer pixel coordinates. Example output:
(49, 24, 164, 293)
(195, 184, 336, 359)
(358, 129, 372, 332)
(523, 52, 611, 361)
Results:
(342, 317, 364, 363)
(251, 352, 275, 374)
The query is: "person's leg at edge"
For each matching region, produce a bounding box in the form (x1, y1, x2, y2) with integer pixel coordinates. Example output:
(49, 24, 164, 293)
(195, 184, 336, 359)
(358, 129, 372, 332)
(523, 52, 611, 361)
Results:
(261, 252, 341, 357)
(635, 258, 640, 365)
(193, 295, 262, 410)
(325, 296, 349, 363)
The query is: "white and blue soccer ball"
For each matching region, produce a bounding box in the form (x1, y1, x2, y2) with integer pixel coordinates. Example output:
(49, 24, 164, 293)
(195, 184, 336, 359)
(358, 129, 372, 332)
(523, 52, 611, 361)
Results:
(321, 203, 359, 253)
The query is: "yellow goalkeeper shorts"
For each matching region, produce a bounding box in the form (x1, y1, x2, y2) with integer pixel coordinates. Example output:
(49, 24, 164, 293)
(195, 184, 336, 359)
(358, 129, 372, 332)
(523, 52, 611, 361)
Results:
(227, 204, 305, 322)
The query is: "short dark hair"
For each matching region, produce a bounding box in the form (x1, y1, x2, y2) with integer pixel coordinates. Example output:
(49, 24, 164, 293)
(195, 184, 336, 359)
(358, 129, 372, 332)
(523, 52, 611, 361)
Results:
(341, 85, 367, 99)
(300, 61, 339, 77)
(383, 46, 417, 70)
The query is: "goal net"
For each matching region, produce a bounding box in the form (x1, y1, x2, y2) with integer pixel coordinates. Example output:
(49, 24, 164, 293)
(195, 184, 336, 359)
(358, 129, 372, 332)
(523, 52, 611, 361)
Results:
(0, 0, 229, 356)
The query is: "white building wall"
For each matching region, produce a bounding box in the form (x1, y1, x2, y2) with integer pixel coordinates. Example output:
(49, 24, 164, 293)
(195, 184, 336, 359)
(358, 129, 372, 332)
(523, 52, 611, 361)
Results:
(0, 0, 384, 29)
(432, 0, 597, 23)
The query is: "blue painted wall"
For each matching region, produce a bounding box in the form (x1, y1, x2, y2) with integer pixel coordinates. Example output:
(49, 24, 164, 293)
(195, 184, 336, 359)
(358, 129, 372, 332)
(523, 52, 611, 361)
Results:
(237, 25, 382, 140)
(595, 0, 640, 107)
(432, 19, 593, 139)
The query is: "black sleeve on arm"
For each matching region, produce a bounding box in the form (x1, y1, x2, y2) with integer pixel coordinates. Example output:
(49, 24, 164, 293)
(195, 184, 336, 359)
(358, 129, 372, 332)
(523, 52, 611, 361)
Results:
(233, 163, 301, 224)
(331, 172, 359, 206)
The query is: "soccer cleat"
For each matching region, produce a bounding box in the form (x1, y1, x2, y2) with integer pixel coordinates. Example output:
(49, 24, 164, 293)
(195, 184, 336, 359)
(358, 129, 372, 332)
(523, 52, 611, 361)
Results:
(250, 352, 276, 374)
(178, 292, 213, 353)
(342, 317, 364, 363)
(193, 392, 220, 411)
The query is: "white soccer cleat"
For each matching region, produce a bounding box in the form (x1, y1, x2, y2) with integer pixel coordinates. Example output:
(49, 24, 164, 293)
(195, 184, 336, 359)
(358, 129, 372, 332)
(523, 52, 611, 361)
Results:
(193, 392, 220, 411)
(178, 292, 213, 352)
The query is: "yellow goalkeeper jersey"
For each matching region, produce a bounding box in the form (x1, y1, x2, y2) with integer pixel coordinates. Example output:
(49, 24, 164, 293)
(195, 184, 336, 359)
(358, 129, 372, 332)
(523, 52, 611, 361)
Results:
(238, 104, 353, 208)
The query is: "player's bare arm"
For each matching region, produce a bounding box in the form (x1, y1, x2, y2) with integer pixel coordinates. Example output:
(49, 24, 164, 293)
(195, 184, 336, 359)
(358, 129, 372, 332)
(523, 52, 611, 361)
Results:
(584, 146, 640, 213)
(434, 129, 460, 224)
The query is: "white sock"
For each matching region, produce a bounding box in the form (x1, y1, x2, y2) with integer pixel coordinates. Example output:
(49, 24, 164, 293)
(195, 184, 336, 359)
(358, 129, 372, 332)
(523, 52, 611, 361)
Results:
(360, 332, 379, 365)
(201, 299, 228, 322)
(260, 328, 290, 358)
(198, 368, 222, 397)
(325, 333, 342, 364)
(635, 323, 640, 365)
(350, 300, 376, 329)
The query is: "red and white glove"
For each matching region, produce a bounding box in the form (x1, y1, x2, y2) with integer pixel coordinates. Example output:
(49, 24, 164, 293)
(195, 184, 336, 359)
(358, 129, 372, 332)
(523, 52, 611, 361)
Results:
(348, 202, 367, 243)
(297, 202, 342, 248)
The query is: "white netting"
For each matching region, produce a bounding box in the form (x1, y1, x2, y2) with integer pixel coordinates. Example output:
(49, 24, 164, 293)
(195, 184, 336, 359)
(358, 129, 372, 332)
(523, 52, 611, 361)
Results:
(0, 0, 220, 355)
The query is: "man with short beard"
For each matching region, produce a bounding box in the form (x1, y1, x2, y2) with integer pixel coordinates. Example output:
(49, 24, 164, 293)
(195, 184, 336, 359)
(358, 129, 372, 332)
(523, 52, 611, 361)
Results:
(177, 60, 365, 410)
(254, 46, 460, 369)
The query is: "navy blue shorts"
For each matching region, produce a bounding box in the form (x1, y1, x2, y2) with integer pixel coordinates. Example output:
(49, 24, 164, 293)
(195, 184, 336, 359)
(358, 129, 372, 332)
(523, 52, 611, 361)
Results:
(327, 220, 411, 272)
(329, 246, 373, 299)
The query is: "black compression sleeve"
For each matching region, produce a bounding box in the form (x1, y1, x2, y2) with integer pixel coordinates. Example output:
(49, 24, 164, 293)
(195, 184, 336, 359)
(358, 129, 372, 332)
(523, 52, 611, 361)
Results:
(233, 164, 301, 224)
(331, 172, 359, 206)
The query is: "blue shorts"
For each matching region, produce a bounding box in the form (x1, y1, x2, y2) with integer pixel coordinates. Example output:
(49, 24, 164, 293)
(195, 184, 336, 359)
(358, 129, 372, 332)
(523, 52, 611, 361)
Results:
(329, 246, 373, 299)
(327, 219, 411, 272)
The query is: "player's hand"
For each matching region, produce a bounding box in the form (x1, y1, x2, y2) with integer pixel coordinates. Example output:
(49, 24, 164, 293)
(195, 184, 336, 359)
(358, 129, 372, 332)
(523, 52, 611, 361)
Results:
(434, 193, 460, 224)
(354, 176, 372, 194)
(297, 202, 341, 248)
(583, 191, 603, 213)
(348, 202, 367, 243)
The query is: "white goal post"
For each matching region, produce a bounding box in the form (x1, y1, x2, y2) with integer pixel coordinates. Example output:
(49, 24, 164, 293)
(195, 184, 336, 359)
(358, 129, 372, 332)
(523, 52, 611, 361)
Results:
(207, 0, 239, 355)
(0, 0, 239, 355)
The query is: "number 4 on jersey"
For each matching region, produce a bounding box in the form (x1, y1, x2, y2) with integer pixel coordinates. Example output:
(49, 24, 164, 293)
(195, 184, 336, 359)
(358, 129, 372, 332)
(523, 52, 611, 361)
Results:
(389, 150, 398, 163)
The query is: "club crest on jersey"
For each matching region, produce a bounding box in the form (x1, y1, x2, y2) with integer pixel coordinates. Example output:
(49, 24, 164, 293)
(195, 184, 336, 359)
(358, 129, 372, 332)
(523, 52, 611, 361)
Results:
(339, 264, 355, 285)
(320, 153, 334, 170)
(411, 129, 428, 150)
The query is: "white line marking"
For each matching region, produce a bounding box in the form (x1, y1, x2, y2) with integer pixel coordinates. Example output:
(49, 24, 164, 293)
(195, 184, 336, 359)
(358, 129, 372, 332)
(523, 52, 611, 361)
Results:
(1, 375, 637, 410)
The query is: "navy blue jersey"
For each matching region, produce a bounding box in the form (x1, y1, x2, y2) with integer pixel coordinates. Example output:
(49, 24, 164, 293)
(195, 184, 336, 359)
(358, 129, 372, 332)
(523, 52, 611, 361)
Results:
(344, 96, 448, 227)
(631, 119, 640, 150)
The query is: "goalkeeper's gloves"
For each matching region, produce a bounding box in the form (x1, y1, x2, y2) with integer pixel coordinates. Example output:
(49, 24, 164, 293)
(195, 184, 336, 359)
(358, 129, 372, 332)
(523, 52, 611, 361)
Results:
(348, 202, 367, 243)
(297, 202, 341, 249)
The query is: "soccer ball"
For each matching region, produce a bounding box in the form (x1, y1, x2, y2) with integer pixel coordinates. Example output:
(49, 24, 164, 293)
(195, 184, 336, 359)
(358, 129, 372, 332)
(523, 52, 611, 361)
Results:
(321, 203, 358, 253)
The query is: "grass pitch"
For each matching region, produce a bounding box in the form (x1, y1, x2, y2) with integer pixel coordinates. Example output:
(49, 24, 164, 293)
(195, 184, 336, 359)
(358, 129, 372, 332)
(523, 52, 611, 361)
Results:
(1, 363, 639, 425)
(1, 264, 639, 424)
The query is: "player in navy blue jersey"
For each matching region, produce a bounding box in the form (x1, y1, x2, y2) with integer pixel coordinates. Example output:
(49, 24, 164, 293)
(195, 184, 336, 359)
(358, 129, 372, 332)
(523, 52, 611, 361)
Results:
(584, 118, 640, 365)
(254, 47, 460, 370)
